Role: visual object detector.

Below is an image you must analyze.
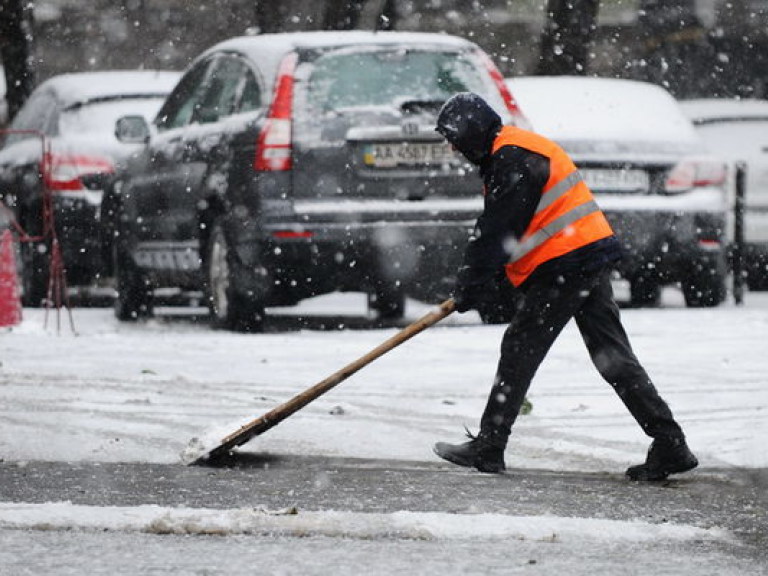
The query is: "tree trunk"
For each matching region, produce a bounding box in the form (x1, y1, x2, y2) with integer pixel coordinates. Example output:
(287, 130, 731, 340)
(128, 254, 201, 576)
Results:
(377, 0, 399, 31)
(255, 0, 290, 34)
(0, 0, 35, 122)
(633, 0, 713, 97)
(323, 0, 368, 31)
(536, 0, 598, 76)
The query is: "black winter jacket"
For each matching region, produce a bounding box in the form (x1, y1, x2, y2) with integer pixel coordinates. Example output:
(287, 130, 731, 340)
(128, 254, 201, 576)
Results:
(435, 92, 622, 294)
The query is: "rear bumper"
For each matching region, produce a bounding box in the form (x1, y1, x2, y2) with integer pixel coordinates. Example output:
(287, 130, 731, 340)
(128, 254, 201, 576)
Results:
(130, 189, 731, 300)
(258, 217, 476, 304)
(603, 207, 727, 281)
(128, 204, 479, 304)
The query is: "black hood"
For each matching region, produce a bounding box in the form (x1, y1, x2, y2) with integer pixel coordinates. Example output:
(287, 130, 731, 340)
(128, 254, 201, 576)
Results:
(435, 92, 502, 166)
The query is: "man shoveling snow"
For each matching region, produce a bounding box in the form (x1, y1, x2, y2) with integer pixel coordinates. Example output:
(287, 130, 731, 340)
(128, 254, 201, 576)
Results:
(433, 92, 698, 482)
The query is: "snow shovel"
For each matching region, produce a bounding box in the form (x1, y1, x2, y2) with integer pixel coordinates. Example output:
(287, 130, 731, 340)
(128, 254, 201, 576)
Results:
(183, 298, 456, 465)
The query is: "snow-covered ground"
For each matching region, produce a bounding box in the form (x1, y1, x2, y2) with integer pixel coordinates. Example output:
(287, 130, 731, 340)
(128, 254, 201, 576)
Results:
(3, 287, 766, 469)
(1, 287, 766, 574)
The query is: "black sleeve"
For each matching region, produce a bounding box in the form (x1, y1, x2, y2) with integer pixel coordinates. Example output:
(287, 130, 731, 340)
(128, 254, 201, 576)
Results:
(456, 145, 550, 290)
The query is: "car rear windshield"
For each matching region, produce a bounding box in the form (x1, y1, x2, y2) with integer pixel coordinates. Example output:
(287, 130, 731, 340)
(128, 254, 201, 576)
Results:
(695, 119, 768, 157)
(303, 47, 502, 113)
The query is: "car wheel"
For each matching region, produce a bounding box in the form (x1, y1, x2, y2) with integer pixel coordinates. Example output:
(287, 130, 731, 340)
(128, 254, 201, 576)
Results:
(206, 221, 265, 332)
(21, 242, 50, 307)
(17, 209, 49, 307)
(113, 245, 153, 321)
(682, 268, 727, 308)
(629, 275, 661, 308)
(368, 282, 406, 321)
(99, 181, 122, 279)
(20, 240, 49, 307)
(746, 274, 768, 291)
(745, 249, 768, 290)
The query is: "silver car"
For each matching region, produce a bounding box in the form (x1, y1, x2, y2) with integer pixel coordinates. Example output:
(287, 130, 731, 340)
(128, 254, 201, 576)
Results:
(681, 98, 768, 290)
(507, 76, 729, 307)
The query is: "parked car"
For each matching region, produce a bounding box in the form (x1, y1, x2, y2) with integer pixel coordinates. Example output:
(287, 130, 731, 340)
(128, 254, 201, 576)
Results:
(506, 76, 729, 307)
(680, 98, 768, 289)
(106, 31, 527, 329)
(0, 70, 180, 305)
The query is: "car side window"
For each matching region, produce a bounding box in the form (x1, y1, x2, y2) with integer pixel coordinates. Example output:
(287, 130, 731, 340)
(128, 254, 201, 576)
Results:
(237, 67, 261, 114)
(192, 55, 257, 123)
(155, 59, 213, 131)
(4, 90, 58, 145)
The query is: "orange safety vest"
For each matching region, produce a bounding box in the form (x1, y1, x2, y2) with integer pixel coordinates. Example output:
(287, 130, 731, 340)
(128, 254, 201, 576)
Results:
(493, 126, 615, 287)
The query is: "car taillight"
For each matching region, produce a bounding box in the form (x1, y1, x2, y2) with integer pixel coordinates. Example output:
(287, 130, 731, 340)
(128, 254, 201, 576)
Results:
(272, 229, 313, 239)
(664, 159, 727, 194)
(698, 238, 722, 250)
(255, 52, 298, 172)
(477, 50, 529, 126)
(42, 152, 114, 191)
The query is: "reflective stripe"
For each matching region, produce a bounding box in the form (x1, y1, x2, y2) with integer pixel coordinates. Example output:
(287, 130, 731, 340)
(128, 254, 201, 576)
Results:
(535, 171, 582, 215)
(510, 200, 601, 262)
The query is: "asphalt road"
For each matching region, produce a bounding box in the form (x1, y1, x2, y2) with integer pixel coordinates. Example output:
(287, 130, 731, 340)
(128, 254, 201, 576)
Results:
(1, 454, 766, 575)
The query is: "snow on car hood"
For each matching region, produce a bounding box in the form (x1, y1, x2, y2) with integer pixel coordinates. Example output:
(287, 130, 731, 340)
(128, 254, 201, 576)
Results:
(505, 76, 703, 157)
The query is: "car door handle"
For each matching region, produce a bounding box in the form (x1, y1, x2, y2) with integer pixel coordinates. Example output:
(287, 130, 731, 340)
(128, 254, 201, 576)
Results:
(179, 136, 221, 161)
(200, 134, 222, 151)
(151, 136, 182, 163)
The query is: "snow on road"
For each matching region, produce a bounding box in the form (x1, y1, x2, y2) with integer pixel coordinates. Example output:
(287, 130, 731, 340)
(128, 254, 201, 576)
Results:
(0, 501, 731, 542)
(2, 290, 766, 470)
(1, 289, 767, 573)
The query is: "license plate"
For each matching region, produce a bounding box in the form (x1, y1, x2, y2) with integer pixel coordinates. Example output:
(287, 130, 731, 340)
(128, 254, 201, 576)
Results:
(363, 141, 456, 168)
(134, 246, 201, 271)
(581, 169, 649, 192)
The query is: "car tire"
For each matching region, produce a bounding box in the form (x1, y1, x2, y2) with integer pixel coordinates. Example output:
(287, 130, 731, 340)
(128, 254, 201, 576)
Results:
(368, 283, 406, 321)
(205, 221, 265, 332)
(745, 248, 768, 290)
(682, 268, 727, 308)
(113, 245, 153, 321)
(99, 181, 121, 279)
(20, 240, 49, 307)
(746, 274, 768, 291)
(629, 275, 661, 308)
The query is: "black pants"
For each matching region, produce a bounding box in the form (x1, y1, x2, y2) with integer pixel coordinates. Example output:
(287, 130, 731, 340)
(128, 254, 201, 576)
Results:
(479, 267, 685, 447)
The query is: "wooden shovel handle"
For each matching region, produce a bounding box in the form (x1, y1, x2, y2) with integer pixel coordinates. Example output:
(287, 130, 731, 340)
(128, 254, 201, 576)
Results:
(219, 298, 456, 449)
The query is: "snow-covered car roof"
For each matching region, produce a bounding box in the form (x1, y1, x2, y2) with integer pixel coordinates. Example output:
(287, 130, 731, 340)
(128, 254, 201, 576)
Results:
(207, 30, 473, 56)
(36, 70, 181, 108)
(199, 31, 479, 100)
(680, 98, 768, 124)
(680, 98, 768, 216)
(505, 76, 700, 148)
(0, 70, 181, 166)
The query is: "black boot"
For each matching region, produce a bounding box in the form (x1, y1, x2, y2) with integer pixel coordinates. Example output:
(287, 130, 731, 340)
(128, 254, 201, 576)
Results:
(433, 431, 506, 473)
(626, 437, 698, 481)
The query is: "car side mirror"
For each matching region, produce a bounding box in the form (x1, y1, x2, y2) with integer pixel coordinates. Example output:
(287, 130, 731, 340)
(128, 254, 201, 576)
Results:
(115, 115, 150, 144)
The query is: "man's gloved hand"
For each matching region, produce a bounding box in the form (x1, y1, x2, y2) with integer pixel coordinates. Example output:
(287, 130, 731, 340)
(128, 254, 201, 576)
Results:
(452, 284, 481, 313)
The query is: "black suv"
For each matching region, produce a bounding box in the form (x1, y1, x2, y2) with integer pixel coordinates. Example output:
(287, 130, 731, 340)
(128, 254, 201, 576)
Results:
(105, 31, 526, 329)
